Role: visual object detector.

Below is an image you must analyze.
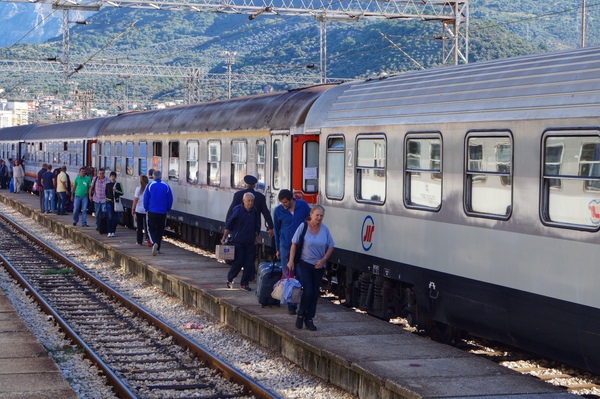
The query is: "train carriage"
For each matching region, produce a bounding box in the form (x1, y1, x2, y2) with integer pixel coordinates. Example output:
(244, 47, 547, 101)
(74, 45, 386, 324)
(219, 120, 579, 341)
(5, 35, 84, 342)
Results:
(95, 85, 334, 246)
(20, 117, 113, 189)
(305, 46, 600, 372)
(0, 123, 35, 166)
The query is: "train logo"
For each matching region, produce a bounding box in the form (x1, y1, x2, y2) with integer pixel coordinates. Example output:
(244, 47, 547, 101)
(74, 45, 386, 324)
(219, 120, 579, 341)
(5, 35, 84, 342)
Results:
(361, 215, 375, 251)
(588, 199, 600, 225)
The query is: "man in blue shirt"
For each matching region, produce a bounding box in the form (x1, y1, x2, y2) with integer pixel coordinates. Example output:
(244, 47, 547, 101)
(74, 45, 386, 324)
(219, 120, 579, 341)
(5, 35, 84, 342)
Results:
(144, 170, 173, 256)
(273, 189, 311, 314)
(222, 192, 260, 291)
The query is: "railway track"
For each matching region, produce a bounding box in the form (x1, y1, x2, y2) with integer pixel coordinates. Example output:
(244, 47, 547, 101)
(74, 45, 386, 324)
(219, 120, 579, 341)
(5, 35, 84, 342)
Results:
(0, 212, 278, 399)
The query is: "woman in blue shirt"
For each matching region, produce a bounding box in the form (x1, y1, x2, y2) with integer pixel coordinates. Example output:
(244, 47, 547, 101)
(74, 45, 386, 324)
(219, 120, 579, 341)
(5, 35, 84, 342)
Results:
(287, 205, 335, 331)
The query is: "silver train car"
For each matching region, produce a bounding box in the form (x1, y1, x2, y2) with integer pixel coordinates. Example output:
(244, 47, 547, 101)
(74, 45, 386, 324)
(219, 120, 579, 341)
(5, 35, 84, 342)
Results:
(1, 45, 599, 373)
(308, 46, 600, 373)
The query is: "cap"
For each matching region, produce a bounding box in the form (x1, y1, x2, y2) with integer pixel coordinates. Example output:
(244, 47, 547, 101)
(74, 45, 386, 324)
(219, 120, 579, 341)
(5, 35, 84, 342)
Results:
(243, 175, 258, 185)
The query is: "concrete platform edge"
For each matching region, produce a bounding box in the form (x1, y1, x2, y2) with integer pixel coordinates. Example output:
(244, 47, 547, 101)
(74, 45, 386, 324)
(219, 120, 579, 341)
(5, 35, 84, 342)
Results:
(0, 194, 404, 399)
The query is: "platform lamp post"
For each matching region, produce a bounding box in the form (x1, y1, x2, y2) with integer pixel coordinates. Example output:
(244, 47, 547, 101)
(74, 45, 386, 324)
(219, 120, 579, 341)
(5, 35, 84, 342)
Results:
(116, 75, 130, 113)
(223, 51, 236, 99)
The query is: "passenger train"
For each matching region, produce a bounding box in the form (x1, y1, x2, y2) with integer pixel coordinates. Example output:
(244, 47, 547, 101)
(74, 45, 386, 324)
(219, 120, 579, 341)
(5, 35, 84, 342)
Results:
(2, 45, 600, 374)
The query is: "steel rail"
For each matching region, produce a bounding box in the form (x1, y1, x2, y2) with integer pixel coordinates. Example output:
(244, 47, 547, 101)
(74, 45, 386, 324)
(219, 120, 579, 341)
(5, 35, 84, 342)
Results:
(0, 212, 279, 399)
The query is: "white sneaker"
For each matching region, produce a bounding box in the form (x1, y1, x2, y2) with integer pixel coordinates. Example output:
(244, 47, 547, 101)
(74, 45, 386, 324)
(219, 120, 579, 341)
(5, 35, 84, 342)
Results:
(152, 243, 158, 256)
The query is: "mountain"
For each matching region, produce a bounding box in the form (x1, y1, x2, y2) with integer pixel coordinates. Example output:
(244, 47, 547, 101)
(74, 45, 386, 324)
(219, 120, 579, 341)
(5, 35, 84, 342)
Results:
(0, 0, 598, 104)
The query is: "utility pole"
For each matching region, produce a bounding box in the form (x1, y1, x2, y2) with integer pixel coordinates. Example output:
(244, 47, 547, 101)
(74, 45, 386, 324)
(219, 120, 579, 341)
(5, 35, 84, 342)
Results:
(223, 51, 236, 99)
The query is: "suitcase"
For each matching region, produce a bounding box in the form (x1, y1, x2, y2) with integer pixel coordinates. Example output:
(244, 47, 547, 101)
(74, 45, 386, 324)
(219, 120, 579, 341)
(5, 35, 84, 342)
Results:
(98, 214, 109, 235)
(256, 261, 282, 307)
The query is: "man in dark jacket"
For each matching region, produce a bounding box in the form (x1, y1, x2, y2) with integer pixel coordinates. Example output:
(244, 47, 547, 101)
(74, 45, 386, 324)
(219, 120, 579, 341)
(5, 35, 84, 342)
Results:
(225, 174, 274, 238)
(0, 160, 8, 189)
(144, 170, 173, 256)
(37, 164, 47, 211)
(222, 192, 260, 291)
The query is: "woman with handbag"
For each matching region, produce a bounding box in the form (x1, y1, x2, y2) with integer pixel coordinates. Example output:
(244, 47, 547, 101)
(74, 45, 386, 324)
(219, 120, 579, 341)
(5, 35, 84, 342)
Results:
(287, 205, 335, 331)
(105, 171, 124, 237)
(131, 175, 150, 246)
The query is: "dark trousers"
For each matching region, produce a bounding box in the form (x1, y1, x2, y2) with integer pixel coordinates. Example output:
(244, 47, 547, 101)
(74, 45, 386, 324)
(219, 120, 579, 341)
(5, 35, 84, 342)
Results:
(147, 212, 167, 250)
(39, 190, 44, 211)
(135, 212, 148, 245)
(227, 242, 256, 287)
(296, 260, 325, 321)
(105, 201, 120, 234)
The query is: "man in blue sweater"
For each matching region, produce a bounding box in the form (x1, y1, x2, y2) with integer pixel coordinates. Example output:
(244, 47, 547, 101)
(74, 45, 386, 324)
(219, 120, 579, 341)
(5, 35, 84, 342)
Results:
(273, 189, 311, 314)
(222, 192, 260, 291)
(144, 170, 173, 256)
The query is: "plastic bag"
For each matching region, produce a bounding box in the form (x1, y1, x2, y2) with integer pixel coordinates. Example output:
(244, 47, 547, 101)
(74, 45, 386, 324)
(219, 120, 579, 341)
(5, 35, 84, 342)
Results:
(289, 286, 303, 304)
(281, 277, 302, 305)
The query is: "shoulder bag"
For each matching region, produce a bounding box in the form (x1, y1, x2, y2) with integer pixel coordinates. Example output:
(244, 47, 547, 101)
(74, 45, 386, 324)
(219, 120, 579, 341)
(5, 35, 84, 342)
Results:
(293, 222, 309, 265)
(114, 198, 124, 212)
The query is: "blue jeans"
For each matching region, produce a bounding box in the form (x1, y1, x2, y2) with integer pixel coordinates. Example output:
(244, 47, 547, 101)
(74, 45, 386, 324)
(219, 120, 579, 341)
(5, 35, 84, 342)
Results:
(73, 195, 88, 225)
(57, 191, 67, 214)
(105, 201, 120, 234)
(296, 260, 325, 321)
(227, 242, 256, 287)
(280, 246, 298, 311)
(94, 202, 106, 228)
(44, 189, 55, 213)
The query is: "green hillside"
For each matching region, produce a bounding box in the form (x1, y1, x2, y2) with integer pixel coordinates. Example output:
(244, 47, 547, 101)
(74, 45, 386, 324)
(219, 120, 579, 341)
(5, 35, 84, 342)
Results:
(0, 0, 598, 104)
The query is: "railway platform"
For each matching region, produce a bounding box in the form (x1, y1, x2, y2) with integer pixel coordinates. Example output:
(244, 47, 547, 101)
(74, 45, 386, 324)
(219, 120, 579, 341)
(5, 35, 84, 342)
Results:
(0, 290, 78, 399)
(0, 191, 576, 399)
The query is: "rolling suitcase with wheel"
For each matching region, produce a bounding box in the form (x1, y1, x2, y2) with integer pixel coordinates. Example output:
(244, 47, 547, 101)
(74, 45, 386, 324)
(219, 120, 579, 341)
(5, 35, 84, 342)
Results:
(98, 213, 109, 235)
(256, 261, 282, 307)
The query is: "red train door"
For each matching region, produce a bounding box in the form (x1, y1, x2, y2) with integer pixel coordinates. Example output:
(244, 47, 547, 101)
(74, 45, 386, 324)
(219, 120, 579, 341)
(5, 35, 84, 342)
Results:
(291, 134, 319, 204)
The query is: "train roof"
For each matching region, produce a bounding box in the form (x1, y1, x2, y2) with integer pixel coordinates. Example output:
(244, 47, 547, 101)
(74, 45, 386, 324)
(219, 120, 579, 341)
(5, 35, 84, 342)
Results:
(22, 117, 114, 140)
(306, 46, 600, 129)
(0, 124, 37, 140)
(98, 85, 335, 136)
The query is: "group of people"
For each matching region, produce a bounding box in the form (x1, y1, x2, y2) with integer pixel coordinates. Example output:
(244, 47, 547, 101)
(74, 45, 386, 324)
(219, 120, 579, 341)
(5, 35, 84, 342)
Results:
(222, 174, 335, 332)
(35, 164, 72, 215)
(86, 167, 173, 255)
(35, 165, 173, 258)
(0, 158, 25, 193)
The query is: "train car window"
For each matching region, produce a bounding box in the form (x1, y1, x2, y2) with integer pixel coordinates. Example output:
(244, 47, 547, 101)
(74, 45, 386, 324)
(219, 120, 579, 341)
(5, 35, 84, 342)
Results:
(138, 142, 147, 176)
(151, 141, 162, 172)
(91, 142, 98, 169)
(231, 140, 247, 188)
(465, 133, 512, 219)
(207, 141, 221, 186)
(303, 141, 319, 193)
(187, 141, 199, 185)
(104, 142, 112, 171)
(326, 136, 344, 200)
(404, 134, 442, 210)
(256, 140, 266, 188)
(273, 139, 281, 190)
(541, 130, 600, 230)
(126, 142, 134, 176)
(114, 142, 122, 174)
(169, 141, 179, 181)
(355, 135, 386, 204)
(545, 144, 563, 189)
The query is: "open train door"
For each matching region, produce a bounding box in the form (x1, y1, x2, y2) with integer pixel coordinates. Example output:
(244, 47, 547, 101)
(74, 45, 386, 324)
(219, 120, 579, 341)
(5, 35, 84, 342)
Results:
(291, 134, 319, 205)
(269, 131, 292, 209)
